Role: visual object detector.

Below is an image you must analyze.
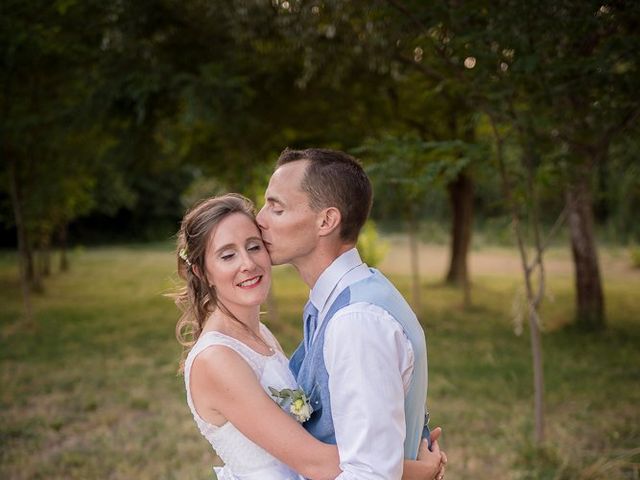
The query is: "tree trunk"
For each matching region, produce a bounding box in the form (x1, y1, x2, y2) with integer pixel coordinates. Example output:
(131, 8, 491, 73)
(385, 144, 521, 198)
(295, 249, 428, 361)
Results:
(7, 157, 33, 323)
(490, 114, 545, 444)
(445, 170, 473, 307)
(26, 237, 35, 283)
(39, 234, 52, 277)
(59, 224, 69, 272)
(408, 213, 421, 314)
(22, 220, 41, 292)
(566, 162, 605, 329)
(30, 255, 44, 292)
(528, 305, 545, 443)
(445, 171, 473, 284)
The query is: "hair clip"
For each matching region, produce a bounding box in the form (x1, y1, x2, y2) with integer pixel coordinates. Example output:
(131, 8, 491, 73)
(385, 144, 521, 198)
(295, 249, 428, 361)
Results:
(179, 247, 192, 268)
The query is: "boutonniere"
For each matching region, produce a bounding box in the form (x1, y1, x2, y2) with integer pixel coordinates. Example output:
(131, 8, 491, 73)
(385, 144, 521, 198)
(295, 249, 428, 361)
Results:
(268, 387, 313, 423)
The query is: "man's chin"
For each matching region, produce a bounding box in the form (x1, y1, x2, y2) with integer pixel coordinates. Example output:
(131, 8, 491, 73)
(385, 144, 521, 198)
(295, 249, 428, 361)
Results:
(269, 256, 287, 266)
(265, 245, 292, 266)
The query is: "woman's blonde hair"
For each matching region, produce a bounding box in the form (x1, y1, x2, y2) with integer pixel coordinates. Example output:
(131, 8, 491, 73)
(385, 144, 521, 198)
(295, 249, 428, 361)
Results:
(173, 193, 256, 372)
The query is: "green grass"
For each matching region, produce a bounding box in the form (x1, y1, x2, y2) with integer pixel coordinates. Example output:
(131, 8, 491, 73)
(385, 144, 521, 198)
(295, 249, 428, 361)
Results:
(1, 245, 639, 479)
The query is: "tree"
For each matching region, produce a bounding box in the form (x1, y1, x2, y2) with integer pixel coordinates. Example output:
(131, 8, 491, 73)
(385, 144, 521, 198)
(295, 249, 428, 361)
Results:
(1, 0, 110, 305)
(487, 114, 565, 444)
(534, 1, 639, 329)
(391, 0, 640, 330)
(393, 0, 639, 440)
(358, 135, 480, 310)
(242, 1, 482, 298)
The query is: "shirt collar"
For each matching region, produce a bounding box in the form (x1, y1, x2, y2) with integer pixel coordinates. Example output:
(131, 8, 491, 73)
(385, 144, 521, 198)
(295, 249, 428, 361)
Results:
(309, 248, 363, 313)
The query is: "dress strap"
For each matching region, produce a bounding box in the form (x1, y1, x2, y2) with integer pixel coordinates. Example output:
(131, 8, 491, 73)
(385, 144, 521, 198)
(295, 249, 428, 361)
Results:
(186, 331, 263, 376)
(259, 322, 284, 354)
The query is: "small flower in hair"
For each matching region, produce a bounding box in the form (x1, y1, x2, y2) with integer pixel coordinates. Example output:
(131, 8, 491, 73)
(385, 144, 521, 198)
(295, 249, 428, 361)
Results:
(179, 247, 192, 268)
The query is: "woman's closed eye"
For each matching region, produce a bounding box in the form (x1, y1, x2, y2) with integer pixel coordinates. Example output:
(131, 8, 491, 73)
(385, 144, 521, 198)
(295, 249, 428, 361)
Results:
(220, 251, 235, 261)
(247, 241, 263, 252)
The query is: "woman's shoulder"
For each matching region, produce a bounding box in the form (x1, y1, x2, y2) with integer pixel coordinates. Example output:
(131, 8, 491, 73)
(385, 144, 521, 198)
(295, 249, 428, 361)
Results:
(188, 331, 262, 379)
(190, 339, 257, 384)
(187, 331, 229, 362)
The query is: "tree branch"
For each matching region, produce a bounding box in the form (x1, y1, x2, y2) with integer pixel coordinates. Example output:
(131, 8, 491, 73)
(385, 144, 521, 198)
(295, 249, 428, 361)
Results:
(527, 206, 568, 276)
(384, 0, 431, 36)
(395, 53, 447, 83)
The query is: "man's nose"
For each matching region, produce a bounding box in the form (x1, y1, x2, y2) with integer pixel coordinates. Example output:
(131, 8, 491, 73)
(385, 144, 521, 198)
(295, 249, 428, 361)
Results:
(256, 206, 267, 229)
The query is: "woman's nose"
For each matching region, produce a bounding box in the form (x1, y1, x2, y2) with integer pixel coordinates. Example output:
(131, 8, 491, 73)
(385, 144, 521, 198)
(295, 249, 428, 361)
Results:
(240, 252, 257, 271)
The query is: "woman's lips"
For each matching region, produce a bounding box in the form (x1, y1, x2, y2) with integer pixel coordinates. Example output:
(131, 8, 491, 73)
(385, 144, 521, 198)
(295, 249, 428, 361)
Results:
(237, 275, 262, 288)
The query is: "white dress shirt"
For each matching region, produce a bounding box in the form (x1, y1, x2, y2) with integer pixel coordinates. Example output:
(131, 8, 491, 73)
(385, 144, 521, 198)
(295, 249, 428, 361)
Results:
(308, 248, 415, 480)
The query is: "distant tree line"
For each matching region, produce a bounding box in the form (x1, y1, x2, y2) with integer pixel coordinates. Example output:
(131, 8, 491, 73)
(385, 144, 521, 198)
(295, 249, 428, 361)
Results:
(2, 1, 638, 335)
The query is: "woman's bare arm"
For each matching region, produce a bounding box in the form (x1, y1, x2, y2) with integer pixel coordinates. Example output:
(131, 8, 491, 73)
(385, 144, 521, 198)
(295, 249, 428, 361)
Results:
(190, 346, 340, 480)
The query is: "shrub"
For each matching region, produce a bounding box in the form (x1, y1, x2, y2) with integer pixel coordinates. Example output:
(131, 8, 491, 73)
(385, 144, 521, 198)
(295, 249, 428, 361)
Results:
(357, 220, 388, 267)
(630, 245, 640, 269)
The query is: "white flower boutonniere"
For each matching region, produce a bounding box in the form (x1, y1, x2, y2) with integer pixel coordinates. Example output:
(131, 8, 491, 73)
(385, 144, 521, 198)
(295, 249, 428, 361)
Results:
(268, 387, 313, 423)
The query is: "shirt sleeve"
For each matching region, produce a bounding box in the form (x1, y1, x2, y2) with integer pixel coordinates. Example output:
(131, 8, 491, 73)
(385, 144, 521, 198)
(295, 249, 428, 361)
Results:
(324, 302, 414, 480)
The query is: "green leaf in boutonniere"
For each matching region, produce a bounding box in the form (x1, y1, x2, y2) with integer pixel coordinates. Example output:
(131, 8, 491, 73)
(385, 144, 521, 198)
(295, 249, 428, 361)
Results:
(268, 387, 313, 422)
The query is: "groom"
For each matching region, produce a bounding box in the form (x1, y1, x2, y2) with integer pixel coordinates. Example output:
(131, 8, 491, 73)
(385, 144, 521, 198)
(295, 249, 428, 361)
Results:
(257, 148, 442, 479)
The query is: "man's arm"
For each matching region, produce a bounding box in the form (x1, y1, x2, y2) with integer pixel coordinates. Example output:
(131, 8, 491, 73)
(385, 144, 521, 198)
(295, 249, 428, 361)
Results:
(324, 303, 413, 480)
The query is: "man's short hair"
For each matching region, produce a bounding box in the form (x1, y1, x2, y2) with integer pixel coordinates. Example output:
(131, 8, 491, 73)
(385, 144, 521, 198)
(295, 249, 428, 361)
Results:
(277, 147, 372, 243)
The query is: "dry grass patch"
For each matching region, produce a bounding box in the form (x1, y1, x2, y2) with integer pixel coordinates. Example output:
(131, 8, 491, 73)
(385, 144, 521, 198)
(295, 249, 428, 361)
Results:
(1, 243, 639, 479)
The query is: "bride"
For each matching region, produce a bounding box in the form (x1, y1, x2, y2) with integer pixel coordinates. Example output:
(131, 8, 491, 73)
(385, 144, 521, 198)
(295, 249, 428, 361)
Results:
(174, 194, 446, 480)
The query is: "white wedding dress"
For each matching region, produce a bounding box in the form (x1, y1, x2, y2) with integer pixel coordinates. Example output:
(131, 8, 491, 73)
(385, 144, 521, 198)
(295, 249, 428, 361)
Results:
(184, 323, 305, 480)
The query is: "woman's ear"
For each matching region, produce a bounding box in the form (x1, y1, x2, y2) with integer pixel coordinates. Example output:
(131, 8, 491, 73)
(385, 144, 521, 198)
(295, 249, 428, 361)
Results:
(195, 268, 216, 289)
(192, 264, 203, 281)
(318, 207, 342, 237)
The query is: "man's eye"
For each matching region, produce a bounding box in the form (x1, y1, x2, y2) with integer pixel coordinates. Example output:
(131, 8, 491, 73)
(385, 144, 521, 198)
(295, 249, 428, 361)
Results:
(270, 203, 284, 215)
(248, 244, 261, 252)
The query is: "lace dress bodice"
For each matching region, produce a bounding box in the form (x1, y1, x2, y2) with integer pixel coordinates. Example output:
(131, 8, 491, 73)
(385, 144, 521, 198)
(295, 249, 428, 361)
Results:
(184, 324, 304, 480)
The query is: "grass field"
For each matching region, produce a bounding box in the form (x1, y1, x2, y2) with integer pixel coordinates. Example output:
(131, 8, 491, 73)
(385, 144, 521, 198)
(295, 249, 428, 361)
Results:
(1, 241, 639, 479)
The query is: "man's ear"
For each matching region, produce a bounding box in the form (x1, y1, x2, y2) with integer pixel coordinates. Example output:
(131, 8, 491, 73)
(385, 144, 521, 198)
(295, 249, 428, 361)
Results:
(318, 207, 342, 237)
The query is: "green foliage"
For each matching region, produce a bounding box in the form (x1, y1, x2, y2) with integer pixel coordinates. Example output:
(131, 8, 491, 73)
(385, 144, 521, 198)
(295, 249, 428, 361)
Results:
(359, 135, 484, 186)
(1, 0, 638, 248)
(180, 175, 227, 211)
(604, 138, 640, 242)
(0, 0, 138, 248)
(355, 134, 485, 224)
(356, 220, 388, 267)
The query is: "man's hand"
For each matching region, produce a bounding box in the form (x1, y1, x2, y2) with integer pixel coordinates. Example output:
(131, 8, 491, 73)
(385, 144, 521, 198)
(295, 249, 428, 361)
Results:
(417, 426, 447, 480)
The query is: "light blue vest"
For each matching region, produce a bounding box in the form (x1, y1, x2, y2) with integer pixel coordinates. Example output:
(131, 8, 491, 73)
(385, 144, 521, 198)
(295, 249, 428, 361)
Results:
(289, 269, 428, 460)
